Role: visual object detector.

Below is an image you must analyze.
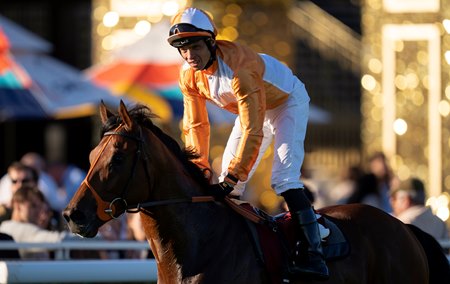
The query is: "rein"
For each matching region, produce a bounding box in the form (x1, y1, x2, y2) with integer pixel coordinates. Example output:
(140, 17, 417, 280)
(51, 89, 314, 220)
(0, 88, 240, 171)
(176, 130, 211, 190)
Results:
(82, 123, 214, 221)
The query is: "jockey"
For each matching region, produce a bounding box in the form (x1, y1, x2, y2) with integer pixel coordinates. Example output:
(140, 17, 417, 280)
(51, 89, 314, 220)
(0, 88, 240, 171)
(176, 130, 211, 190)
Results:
(168, 7, 329, 280)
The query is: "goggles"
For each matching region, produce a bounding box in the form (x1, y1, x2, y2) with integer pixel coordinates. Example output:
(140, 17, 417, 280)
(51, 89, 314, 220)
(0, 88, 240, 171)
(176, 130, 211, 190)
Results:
(169, 23, 205, 36)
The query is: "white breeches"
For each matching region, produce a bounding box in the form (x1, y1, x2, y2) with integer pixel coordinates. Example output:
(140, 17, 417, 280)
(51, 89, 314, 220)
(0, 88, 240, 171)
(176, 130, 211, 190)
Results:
(220, 82, 309, 196)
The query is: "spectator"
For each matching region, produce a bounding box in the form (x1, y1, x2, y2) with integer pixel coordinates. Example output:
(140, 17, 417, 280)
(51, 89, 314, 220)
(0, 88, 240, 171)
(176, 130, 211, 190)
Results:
(346, 173, 384, 210)
(20, 152, 64, 211)
(0, 161, 38, 223)
(367, 152, 395, 213)
(330, 165, 363, 205)
(0, 185, 74, 259)
(390, 177, 449, 241)
(125, 213, 151, 259)
(48, 161, 86, 207)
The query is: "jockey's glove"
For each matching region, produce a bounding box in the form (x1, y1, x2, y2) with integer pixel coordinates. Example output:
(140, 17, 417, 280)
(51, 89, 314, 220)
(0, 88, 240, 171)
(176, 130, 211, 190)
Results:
(209, 174, 238, 200)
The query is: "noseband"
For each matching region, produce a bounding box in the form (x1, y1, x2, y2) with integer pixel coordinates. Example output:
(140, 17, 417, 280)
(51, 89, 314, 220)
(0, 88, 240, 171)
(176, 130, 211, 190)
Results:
(82, 123, 214, 222)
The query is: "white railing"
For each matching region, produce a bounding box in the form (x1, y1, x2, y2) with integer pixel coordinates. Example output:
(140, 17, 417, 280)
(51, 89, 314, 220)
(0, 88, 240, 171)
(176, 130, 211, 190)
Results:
(0, 240, 150, 260)
(0, 260, 158, 283)
(0, 240, 449, 283)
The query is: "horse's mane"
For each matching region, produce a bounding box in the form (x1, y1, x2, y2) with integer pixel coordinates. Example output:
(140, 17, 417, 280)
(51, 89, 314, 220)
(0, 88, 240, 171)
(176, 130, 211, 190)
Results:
(101, 104, 210, 188)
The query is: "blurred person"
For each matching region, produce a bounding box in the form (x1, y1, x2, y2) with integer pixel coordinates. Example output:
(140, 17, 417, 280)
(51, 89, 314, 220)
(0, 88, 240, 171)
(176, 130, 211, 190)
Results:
(330, 165, 363, 205)
(97, 216, 128, 259)
(125, 213, 152, 259)
(48, 161, 86, 207)
(20, 152, 65, 211)
(0, 161, 38, 223)
(390, 177, 449, 241)
(0, 185, 75, 259)
(367, 152, 394, 213)
(167, 7, 327, 279)
(346, 173, 384, 210)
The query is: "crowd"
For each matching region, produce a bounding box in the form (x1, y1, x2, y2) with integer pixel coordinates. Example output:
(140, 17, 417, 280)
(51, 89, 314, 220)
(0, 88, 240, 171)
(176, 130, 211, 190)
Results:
(327, 151, 449, 242)
(0, 152, 150, 260)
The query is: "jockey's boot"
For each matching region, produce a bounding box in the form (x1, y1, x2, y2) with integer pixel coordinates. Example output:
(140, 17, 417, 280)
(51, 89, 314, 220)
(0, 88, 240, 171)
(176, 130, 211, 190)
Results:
(290, 207, 329, 281)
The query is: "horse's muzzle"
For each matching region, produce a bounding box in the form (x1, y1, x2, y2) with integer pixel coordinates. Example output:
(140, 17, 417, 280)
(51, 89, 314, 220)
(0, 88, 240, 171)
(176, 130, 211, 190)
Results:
(63, 207, 99, 238)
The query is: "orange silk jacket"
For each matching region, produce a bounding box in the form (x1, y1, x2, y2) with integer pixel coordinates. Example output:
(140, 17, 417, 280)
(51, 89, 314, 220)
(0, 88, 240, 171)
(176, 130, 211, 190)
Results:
(179, 40, 300, 181)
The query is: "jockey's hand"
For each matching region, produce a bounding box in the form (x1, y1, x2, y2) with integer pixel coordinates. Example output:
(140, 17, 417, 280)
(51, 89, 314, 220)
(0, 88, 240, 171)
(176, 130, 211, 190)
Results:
(209, 174, 238, 200)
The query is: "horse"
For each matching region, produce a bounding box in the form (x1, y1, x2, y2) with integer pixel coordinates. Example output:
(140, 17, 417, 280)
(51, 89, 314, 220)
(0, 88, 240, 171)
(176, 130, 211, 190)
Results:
(63, 101, 429, 284)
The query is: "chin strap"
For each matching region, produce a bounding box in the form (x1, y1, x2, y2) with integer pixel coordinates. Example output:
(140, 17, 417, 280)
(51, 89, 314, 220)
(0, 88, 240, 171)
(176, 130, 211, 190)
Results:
(202, 39, 217, 70)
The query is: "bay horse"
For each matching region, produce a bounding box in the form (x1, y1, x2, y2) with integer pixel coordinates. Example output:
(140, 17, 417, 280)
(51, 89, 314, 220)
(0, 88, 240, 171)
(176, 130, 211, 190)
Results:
(63, 102, 429, 284)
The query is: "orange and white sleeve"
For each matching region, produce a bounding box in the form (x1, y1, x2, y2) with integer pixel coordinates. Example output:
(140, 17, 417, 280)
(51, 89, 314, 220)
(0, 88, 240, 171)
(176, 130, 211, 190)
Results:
(180, 79, 211, 172)
(227, 68, 265, 182)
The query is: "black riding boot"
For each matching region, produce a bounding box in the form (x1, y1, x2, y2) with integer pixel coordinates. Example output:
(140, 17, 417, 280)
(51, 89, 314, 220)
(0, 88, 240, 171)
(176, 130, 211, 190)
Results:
(281, 188, 329, 281)
(290, 208, 329, 280)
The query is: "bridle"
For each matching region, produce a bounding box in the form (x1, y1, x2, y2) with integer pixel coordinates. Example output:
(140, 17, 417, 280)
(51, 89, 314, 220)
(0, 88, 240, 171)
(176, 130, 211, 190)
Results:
(81, 123, 214, 222)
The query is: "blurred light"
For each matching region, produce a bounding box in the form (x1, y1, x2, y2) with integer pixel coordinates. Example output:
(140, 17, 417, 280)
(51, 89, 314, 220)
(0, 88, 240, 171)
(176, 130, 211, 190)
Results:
(103, 11, 120, 27)
(226, 3, 242, 16)
(222, 26, 239, 41)
(134, 20, 151, 36)
(443, 19, 450, 33)
(94, 6, 109, 21)
(368, 58, 382, 73)
(412, 91, 424, 106)
(397, 164, 410, 180)
(162, 1, 179, 16)
(393, 118, 407, 135)
(102, 35, 117, 50)
(417, 50, 428, 65)
(361, 74, 377, 91)
(394, 40, 404, 52)
(436, 194, 450, 221)
(436, 206, 449, 221)
(405, 73, 419, 89)
(439, 100, 450, 117)
(394, 75, 407, 90)
(148, 14, 164, 23)
(426, 194, 450, 221)
(445, 51, 450, 64)
(222, 14, 238, 27)
(96, 24, 110, 36)
(445, 85, 450, 100)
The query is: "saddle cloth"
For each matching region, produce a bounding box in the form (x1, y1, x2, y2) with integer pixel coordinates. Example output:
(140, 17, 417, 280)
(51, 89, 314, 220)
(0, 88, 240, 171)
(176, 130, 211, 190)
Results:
(225, 199, 350, 283)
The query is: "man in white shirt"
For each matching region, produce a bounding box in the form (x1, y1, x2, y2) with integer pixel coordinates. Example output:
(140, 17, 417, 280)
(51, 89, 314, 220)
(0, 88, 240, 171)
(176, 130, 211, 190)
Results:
(390, 177, 449, 241)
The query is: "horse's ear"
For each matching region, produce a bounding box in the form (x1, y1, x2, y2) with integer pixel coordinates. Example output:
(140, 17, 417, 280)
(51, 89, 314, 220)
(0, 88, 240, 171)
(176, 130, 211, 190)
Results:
(118, 100, 134, 130)
(99, 100, 114, 124)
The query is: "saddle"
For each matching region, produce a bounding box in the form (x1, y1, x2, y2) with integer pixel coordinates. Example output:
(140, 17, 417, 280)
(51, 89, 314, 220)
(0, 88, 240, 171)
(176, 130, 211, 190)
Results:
(224, 197, 350, 283)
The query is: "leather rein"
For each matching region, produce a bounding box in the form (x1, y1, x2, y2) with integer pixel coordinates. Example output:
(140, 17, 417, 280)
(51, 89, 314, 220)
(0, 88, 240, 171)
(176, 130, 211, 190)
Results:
(81, 123, 214, 221)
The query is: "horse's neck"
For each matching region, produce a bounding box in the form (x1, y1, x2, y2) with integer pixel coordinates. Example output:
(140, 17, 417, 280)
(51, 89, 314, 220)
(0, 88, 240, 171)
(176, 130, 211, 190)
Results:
(139, 159, 238, 277)
(140, 141, 256, 281)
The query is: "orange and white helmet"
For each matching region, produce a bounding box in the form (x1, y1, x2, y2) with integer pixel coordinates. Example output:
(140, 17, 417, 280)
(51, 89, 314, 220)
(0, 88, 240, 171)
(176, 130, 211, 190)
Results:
(167, 7, 217, 48)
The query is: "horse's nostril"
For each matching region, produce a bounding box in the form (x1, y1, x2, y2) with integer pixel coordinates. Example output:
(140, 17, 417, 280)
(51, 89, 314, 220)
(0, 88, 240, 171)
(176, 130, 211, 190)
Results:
(64, 209, 86, 223)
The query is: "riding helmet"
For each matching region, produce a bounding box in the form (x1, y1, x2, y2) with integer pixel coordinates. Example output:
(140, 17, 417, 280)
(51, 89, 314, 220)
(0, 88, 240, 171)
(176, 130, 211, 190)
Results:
(167, 7, 217, 48)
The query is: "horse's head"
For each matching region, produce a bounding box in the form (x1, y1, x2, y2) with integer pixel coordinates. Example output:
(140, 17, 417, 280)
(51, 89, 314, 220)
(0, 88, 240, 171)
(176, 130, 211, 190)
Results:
(63, 101, 154, 237)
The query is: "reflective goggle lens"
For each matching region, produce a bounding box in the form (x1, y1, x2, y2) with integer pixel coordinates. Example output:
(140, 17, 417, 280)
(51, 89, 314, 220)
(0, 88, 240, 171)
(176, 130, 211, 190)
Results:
(169, 23, 201, 36)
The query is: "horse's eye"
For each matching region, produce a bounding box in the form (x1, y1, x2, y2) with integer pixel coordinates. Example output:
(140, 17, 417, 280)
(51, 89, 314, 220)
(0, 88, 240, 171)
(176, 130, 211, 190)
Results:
(109, 154, 123, 172)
